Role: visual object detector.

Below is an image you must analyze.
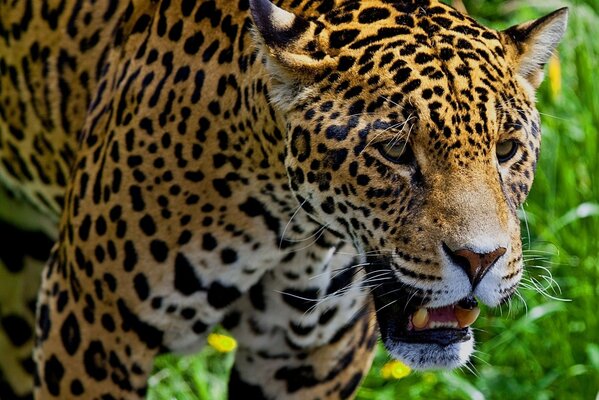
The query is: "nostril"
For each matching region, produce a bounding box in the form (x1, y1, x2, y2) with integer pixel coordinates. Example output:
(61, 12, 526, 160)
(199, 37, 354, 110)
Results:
(442, 243, 471, 271)
(453, 255, 472, 272)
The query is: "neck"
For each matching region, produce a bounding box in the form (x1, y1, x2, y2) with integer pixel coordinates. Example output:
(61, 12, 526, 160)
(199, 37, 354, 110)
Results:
(243, 60, 289, 174)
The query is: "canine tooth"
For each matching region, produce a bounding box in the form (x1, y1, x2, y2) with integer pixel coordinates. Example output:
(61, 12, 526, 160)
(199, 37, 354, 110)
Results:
(455, 306, 481, 328)
(412, 308, 429, 329)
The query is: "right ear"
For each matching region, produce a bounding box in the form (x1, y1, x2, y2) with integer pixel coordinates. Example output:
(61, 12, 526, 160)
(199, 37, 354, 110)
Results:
(249, 0, 334, 108)
(502, 8, 568, 89)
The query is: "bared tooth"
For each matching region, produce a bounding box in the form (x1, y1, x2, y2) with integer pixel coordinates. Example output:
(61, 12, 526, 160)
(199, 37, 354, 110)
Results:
(455, 306, 480, 328)
(412, 308, 429, 329)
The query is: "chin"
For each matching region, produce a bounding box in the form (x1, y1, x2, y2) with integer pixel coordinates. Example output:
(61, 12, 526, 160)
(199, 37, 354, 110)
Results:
(382, 328, 475, 370)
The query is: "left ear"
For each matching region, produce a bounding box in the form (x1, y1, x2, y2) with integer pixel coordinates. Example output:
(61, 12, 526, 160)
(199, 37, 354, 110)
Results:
(250, 0, 335, 71)
(250, 0, 335, 110)
(503, 8, 568, 88)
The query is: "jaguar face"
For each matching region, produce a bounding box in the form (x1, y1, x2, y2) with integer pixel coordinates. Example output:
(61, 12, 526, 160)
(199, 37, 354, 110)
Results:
(251, 0, 567, 369)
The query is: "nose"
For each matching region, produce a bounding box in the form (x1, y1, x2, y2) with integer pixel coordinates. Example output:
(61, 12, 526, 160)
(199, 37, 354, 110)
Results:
(443, 244, 507, 287)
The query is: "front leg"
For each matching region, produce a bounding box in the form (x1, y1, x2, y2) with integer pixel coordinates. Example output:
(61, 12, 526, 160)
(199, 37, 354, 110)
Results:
(230, 307, 377, 400)
(34, 249, 160, 399)
(228, 243, 378, 399)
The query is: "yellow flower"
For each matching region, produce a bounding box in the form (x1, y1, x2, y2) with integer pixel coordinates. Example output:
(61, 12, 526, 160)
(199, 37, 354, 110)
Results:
(207, 333, 237, 353)
(548, 53, 562, 99)
(381, 360, 412, 380)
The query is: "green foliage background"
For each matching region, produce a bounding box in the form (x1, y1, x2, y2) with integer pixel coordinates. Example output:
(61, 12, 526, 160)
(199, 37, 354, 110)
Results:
(149, 1, 599, 398)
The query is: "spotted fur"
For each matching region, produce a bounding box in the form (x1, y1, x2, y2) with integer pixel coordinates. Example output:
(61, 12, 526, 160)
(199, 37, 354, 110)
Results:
(0, 0, 566, 399)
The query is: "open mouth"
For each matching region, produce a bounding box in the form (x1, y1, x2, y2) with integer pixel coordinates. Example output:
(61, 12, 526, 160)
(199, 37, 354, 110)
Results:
(400, 296, 480, 346)
(367, 262, 482, 368)
(372, 285, 481, 347)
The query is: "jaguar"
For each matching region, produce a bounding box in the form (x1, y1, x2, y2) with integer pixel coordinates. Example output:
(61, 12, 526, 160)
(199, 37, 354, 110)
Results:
(0, 0, 567, 398)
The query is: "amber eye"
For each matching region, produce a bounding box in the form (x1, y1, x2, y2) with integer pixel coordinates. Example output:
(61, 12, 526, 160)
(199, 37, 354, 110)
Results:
(376, 141, 415, 165)
(496, 140, 519, 163)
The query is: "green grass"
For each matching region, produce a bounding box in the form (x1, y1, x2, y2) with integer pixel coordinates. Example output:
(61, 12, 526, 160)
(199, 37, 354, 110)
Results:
(149, 347, 235, 400)
(149, 1, 599, 398)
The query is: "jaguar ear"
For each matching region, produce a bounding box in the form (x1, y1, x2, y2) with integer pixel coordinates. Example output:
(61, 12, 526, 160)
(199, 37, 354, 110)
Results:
(503, 8, 568, 89)
(452, 0, 468, 15)
(250, 0, 333, 109)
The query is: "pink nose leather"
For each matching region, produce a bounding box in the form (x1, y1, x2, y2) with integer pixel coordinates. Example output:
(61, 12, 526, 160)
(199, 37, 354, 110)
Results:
(449, 247, 507, 286)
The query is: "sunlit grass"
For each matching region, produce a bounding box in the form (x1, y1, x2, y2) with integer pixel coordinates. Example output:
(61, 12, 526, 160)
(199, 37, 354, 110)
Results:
(149, 1, 598, 398)
(149, 345, 235, 400)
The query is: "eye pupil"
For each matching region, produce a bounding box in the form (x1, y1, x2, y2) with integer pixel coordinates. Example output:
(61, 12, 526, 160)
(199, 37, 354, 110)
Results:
(496, 140, 518, 163)
(377, 141, 414, 165)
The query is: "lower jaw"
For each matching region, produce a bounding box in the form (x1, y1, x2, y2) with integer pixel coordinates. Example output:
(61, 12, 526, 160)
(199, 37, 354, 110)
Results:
(382, 330, 475, 370)
(395, 327, 472, 346)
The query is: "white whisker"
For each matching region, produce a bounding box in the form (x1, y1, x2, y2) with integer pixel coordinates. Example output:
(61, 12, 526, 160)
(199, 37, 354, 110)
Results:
(376, 298, 399, 313)
(279, 197, 308, 249)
